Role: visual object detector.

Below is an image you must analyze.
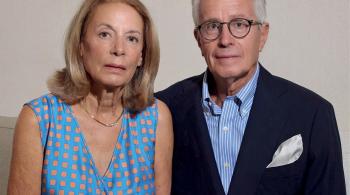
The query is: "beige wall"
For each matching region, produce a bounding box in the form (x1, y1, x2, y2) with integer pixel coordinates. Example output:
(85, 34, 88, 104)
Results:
(0, 117, 16, 194)
(0, 0, 349, 192)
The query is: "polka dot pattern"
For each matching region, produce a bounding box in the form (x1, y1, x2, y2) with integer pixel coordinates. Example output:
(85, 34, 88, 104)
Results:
(27, 94, 158, 194)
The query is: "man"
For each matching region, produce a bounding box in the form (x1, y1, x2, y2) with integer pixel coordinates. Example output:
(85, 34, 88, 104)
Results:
(156, 0, 346, 194)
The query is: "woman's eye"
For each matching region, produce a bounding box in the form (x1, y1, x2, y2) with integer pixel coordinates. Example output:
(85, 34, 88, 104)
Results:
(98, 32, 110, 38)
(127, 36, 139, 43)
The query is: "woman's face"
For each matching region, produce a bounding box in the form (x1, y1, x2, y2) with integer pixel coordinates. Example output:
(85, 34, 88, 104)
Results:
(80, 2, 144, 89)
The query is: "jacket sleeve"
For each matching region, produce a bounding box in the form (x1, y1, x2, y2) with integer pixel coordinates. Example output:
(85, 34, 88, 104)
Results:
(303, 101, 346, 194)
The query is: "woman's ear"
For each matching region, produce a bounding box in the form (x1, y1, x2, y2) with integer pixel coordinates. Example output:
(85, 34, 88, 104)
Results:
(137, 57, 143, 67)
(79, 42, 84, 57)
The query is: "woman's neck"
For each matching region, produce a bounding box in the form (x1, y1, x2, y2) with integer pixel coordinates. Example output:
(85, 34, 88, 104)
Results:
(83, 84, 124, 119)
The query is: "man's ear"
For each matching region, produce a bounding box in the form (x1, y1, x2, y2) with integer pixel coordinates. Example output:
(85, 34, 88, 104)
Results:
(194, 29, 204, 56)
(259, 22, 270, 52)
(194, 29, 201, 48)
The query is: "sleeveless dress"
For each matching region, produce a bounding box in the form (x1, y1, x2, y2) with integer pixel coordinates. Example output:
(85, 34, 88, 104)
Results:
(27, 94, 158, 195)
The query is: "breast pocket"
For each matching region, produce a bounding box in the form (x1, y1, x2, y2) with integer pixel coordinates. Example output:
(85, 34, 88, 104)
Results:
(257, 162, 304, 195)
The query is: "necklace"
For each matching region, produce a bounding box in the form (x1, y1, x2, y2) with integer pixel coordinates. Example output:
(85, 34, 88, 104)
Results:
(80, 100, 124, 127)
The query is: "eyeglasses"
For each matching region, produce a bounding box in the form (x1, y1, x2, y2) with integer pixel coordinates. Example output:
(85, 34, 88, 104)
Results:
(196, 18, 262, 41)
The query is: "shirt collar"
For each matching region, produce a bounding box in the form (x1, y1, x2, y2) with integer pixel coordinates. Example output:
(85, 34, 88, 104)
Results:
(202, 64, 260, 116)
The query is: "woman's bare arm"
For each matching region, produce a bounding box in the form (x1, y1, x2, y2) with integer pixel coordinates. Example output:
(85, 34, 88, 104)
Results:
(7, 105, 43, 194)
(154, 100, 173, 195)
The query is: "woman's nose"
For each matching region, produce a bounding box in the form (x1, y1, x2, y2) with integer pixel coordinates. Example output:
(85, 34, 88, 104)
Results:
(110, 39, 125, 56)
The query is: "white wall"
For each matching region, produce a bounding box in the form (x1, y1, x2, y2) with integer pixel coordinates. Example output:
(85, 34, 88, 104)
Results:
(0, 0, 349, 191)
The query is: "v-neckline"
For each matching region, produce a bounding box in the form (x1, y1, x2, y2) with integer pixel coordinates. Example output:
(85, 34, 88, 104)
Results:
(67, 104, 126, 182)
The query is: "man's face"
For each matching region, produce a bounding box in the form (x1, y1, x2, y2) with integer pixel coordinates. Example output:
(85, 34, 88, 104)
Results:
(195, 0, 269, 83)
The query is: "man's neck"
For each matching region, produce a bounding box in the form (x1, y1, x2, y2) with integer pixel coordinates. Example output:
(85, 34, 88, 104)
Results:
(208, 65, 257, 107)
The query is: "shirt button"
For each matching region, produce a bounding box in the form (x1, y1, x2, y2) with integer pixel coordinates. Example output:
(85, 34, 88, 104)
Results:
(223, 126, 229, 132)
(224, 162, 230, 168)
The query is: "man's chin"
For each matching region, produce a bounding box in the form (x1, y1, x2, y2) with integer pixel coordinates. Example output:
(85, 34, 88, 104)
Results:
(215, 58, 241, 66)
(214, 69, 251, 83)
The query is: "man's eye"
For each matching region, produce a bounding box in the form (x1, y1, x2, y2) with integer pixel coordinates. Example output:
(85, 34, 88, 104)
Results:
(206, 22, 220, 30)
(232, 21, 248, 29)
(236, 22, 243, 27)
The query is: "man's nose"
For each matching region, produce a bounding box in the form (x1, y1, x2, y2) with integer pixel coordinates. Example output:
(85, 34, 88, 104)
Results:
(218, 25, 235, 47)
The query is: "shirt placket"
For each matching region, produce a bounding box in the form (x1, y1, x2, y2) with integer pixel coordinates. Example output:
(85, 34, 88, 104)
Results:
(218, 98, 237, 192)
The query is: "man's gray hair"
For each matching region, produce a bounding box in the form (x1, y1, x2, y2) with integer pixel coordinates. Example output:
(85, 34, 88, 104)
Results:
(191, 0, 267, 26)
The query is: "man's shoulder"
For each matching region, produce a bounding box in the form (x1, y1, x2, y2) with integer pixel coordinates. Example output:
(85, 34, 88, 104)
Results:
(267, 71, 332, 108)
(155, 73, 204, 102)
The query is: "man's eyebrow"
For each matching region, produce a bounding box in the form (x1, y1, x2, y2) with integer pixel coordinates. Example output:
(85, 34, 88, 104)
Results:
(228, 14, 251, 19)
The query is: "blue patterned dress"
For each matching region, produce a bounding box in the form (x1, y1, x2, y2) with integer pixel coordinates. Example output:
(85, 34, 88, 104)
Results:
(27, 94, 158, 195)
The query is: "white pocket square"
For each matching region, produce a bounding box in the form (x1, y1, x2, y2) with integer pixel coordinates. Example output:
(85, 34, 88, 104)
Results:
(267, 134, 303, 168)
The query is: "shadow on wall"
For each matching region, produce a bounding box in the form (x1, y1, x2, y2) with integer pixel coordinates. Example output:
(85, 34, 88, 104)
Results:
(0, 116, 16, 194)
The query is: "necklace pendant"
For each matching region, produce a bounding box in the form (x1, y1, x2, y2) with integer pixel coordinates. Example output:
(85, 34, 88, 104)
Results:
(93, 116, 122, 127)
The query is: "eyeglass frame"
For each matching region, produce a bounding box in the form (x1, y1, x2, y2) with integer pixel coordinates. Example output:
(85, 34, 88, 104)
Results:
(195, 18, 263, 41)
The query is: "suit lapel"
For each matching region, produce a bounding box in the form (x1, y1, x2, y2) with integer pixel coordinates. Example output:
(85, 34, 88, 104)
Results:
(180, 76, 226, 194)
(228, 67, 288, 195)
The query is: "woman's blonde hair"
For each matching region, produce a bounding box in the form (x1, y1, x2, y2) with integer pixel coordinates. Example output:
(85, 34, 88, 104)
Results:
(47, 0, 160, 112)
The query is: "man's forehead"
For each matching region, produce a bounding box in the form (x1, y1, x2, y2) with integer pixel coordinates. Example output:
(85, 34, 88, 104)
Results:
(198, 0, 255, 9)
(198, 0, 256, 21)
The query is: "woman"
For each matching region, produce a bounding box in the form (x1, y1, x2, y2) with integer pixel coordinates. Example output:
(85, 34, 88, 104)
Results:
(7, 0, 173, 194)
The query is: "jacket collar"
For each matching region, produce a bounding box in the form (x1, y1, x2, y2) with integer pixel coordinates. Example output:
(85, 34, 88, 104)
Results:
(177, 73, 226, 194)
(174, 65, 289, 195)
(227, 65, 289, 195)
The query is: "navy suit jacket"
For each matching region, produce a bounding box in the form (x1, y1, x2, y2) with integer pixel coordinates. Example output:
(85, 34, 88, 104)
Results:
(155, 66, 346, 195)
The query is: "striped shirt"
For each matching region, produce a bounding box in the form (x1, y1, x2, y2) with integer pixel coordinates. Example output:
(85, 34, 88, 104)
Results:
(202, 65, 260, 194)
